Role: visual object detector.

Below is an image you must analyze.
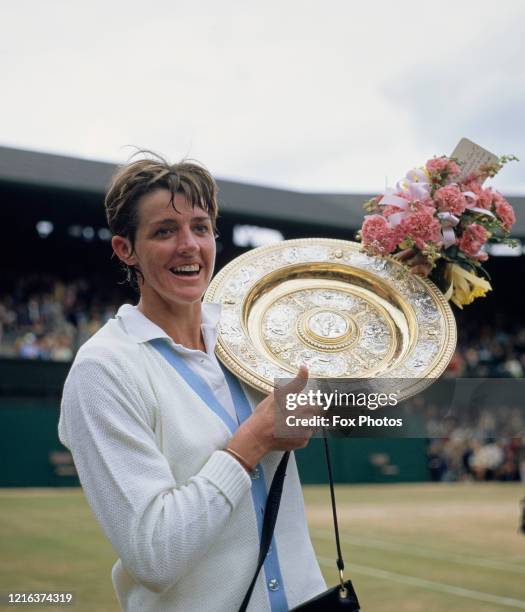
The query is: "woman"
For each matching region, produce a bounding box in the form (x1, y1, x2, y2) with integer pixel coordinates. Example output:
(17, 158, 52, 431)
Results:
(58, 154, 326, 611)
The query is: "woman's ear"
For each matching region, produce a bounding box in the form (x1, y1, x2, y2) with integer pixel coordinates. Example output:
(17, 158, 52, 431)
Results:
(112, 235, 137, 266)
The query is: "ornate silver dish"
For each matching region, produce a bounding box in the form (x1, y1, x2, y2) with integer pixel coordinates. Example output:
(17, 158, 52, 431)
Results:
(204, 238, 457, 396)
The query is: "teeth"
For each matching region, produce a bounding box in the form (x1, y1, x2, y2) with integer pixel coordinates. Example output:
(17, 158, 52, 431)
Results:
(171, 264, 200, 273)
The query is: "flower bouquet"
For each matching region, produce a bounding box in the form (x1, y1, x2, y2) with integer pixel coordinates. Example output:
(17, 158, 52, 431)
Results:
(358, 153, 518, 308)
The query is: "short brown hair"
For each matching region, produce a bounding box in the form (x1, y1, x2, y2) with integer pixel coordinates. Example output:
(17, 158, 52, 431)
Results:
(105, 151, 219, 287)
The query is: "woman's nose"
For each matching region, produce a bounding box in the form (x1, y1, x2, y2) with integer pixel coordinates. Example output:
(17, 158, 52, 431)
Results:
(175, 226, 199, 253)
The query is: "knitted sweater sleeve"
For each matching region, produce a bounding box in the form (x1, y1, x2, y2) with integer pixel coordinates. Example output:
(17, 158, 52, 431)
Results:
(59, 355, 252, 594)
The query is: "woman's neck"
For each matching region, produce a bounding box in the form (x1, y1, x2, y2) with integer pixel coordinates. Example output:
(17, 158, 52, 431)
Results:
(137, 296, 205, 352)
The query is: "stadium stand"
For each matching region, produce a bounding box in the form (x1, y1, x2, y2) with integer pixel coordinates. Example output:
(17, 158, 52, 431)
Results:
(1, 146, 523, 486)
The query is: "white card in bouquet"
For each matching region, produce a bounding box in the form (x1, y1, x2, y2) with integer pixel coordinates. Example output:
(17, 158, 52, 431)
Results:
(451, 137, 499, 183)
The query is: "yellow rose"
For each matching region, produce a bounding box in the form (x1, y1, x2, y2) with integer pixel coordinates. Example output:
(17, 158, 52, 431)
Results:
(444, 263, 492, 309)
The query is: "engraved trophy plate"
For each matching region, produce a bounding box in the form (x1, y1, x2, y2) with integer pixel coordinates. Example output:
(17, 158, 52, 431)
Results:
(204, 238, 457, 397)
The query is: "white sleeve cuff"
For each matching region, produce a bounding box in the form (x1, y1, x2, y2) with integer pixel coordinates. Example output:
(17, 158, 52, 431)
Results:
(197, 450, 252, 508)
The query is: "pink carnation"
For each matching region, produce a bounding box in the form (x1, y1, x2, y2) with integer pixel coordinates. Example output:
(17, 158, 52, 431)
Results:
(362, 214, 398, 255)
(414, 198, 436, 211)
(398, 206, 442, 250)
(475, 187, 496, 210)
(458, 223, 489, 257)
(426, 156, 460, 178)
(381, 205, 404, 218)
(461, 179, 482, 196)
(434, 185, 468, 215)
(494, 195, 516, 230)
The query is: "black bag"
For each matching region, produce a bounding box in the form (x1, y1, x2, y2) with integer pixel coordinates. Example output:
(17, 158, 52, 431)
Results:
(238, 435, 360, 611)
(289, 580, 359, 610)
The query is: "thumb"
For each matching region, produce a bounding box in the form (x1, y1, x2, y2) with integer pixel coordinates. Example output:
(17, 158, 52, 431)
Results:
(282, 364, 309, 396)
(273, 365, 310, 415)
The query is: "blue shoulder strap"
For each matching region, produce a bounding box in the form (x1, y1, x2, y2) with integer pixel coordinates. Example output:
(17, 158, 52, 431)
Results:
(149, 338, 239, 434)
(149, 338, 289, 612)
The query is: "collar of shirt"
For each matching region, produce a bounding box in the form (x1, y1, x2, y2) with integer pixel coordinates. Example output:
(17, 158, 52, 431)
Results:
(115, 302, 222, 359)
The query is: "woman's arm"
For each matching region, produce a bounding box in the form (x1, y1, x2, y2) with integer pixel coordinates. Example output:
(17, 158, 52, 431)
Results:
(59, 357, 251, 594)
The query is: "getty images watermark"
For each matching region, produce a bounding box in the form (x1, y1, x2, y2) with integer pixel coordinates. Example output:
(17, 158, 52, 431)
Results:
(274, 378, 525, 439)
(284, 388, 402, 429)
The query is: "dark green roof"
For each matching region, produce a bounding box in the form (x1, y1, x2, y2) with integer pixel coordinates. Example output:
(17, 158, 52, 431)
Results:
(0, 145, 522, 234)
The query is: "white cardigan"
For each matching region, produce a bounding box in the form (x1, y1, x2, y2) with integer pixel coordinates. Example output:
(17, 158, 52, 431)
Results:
(58, 306, 326, 611)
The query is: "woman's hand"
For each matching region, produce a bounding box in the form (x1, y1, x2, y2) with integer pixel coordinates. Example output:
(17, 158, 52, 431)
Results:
(226, 366, 312, 470)
(394, 248, 433, 277)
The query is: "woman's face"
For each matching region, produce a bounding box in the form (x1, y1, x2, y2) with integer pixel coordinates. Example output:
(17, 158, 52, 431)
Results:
(115, 188, 216, 310)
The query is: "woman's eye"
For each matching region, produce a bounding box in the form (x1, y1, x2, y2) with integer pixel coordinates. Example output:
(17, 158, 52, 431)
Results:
(155, 228, 173, 237)
(194, 224, 211, 234)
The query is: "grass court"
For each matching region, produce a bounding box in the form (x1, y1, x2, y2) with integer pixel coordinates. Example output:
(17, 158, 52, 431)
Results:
(1, 483, 524, 611)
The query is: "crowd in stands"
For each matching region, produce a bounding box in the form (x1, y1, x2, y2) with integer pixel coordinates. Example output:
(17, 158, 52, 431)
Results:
(0, 276, 129, 362)
(3, 277, 525, 374)
(431, 311, 525, 482)
(426, 407, 524, 483)
(445, 312, 525, 379)
(1, 275, 524, 482)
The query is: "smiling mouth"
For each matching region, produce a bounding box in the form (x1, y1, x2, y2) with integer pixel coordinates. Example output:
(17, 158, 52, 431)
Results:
(169, 265, 202, 277)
